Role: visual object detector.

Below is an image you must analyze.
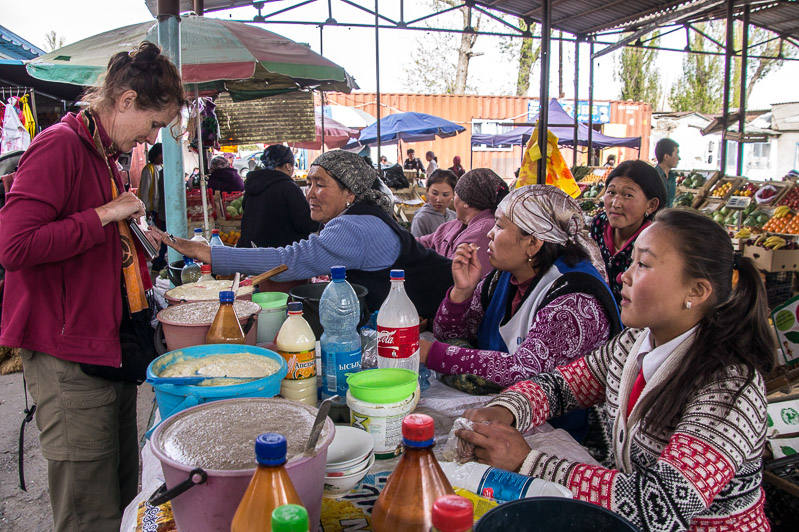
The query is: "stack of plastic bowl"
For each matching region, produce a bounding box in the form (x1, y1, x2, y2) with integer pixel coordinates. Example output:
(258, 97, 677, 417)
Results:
(323, 425, 375, 496)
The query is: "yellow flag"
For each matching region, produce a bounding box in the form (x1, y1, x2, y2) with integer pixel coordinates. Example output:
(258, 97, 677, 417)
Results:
(517, 123, 581, 198)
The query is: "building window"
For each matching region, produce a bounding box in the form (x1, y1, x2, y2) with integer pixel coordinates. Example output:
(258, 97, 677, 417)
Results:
(472, 119, 514, 152)
(749, 142, 771, 170)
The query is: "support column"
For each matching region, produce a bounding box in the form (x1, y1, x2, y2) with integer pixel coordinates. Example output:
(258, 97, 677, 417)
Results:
(320, 25, 326, 152)
(737, 6, 749, 176)
(587, 37, 594, 167)
(537, 0, 551, 183)
(374, 0, 382, 174)
(157, 0, 187, 264)
(573, 37, 580, 167)
(720, 0, 734, 175)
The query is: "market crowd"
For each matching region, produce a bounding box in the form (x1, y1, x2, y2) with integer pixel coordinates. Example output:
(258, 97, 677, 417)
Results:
(0, 40, 776, 532)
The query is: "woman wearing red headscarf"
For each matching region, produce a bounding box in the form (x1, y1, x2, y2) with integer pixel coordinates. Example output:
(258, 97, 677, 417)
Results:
(449, 155, 466, 178)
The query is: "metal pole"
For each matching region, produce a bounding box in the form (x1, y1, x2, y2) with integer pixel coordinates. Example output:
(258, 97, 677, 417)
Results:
(720, 0, 734, 176)
(573, 37, 579, 167)
(587, 37, 594, 167)
(195, 86, 210, 237)
(157, 0, 187, 265)
(375, 0, 382, 175)
(319, 25, 326, 153)
(536, 0, 550, 183)
(737, 6, 749, 176)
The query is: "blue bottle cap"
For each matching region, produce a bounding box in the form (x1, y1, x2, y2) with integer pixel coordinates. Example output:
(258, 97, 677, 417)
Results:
(330, 265, 346, 281)
(194, 228, 202, 234)
(390, 269, 405, 280)
(219, 291, 235, 303)
(287, 301, 302, 313)
(183, 256, 193, 264)
(255, 433, 287, 466)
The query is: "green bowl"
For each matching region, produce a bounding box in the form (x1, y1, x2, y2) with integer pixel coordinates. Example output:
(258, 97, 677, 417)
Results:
(346, 368, 418, 404)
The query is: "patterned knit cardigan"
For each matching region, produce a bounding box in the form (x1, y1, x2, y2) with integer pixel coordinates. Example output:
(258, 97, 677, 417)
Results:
(490, 327, 769, 532)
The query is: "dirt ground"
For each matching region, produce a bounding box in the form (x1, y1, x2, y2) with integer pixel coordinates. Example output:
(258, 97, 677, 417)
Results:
(0, 370, 156, 531)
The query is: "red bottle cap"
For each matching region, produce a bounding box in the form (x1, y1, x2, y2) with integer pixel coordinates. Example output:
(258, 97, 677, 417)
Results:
(200, 264, 212, 274)
(402, 413, 434, 443)
(432, 495, 473, 532)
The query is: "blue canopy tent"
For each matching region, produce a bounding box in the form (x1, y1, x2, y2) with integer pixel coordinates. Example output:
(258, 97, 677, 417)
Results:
(471, 98, 641, 150)
(343, 111, 466, 148)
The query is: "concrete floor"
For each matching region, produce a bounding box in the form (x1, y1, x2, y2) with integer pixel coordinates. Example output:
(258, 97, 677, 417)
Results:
(0, 370, 156, 532)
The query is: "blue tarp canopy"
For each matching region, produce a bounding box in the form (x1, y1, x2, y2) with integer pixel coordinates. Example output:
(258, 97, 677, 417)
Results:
(344, 111, 465, 149)
(471, 98, 641, 149)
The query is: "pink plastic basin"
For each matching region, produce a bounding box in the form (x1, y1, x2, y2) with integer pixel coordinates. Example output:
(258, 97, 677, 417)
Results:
(150, 397, 334, 532)
(157, 301, 260, 351)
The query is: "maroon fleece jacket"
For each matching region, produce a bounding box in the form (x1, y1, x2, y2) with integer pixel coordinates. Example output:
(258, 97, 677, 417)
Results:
(0, 112, 151, 366)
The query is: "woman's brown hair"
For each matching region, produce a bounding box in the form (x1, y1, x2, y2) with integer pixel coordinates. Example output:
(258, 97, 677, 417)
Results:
(82, 41, 186, 112)
(637, 208, 775, 432)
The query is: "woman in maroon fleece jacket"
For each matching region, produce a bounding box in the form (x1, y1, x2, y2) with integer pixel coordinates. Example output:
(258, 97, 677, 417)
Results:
(0, 42, 185, 531)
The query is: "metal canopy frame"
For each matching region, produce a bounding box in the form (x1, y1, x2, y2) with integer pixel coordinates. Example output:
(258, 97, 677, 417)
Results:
(151, 0, 799, 179)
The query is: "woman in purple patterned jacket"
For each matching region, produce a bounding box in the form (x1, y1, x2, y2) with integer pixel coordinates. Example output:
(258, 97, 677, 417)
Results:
(420, 185, 621, 389)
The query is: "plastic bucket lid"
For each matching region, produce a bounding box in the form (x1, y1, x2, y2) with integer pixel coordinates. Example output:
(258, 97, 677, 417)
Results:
(346, 368, 417, 404)
(252, 292, 289, 310)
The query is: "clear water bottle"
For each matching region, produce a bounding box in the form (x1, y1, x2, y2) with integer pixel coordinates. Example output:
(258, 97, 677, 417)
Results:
(209, 229, 224, 247)
(319, 266, 362, 397)
(180, 256, 202, 284)
(377, 269, 420, 374)
(190, 227, 209, 245)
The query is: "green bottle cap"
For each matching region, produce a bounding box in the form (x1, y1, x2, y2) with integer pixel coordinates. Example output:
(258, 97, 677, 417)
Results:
(271, 504, 309, 532)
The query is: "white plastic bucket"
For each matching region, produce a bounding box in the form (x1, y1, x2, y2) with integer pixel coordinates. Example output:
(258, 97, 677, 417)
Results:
(252, 292, 288, 344)
(346, 385, 419, 459)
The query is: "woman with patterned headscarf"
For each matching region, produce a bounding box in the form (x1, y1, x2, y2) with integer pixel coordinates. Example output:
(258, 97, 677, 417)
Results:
(420, 185, 622, 400)
(238, 144, 318, 249)
(156, 150, 453, 318)
(418, 168, 509, 275)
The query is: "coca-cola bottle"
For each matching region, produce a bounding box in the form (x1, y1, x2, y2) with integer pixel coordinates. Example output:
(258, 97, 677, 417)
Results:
(377, 270, 419, 374)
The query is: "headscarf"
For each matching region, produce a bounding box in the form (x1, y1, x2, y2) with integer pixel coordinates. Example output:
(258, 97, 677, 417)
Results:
(210, 156, 228, 172)
(498, 185, 607, 279)
(454, 168, 510, 212)
(261, 144, 295, 169)
(311, 150, 393, 214)
(452, 155, 462, 168)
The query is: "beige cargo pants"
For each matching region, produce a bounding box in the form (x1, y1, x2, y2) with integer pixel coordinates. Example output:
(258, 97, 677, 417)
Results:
(20, 349, 138, 532)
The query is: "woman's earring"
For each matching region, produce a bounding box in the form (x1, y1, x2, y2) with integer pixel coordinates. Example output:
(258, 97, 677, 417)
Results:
(527, 255, 533, 264)
(346, 201, 352, 208)
(685, 301, 692, 309)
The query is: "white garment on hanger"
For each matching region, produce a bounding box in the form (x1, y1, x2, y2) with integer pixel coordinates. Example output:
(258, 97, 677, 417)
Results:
(1, 98, 31, 154)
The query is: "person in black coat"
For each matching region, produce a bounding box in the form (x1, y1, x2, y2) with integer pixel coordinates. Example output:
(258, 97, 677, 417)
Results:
(238, 145, 319, 249)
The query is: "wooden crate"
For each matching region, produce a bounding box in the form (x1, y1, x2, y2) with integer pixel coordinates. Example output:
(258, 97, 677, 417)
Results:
(770, 181, 796, 207)
(708, 176, 744, 201)
(676, 170, 720, 196)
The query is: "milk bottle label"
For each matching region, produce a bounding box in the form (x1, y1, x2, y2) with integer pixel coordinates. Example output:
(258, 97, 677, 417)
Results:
(377, 326, 419, 359)
(277, 348, 316, 379)
(477, 467, 535, 502)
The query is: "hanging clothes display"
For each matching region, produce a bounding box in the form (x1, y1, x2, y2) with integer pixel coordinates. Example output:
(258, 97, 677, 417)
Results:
(19, 95, 36, 140)
(187, 97, 220, 151)
(1, 97, 31, 154)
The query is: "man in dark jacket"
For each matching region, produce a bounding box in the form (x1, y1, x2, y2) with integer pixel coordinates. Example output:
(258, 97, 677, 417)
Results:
(238, 145, 319, 248)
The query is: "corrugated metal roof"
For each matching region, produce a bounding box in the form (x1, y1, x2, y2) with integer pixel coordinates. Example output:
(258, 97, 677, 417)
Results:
(215, 90, 315, 146)
(0, 24, 45, 61)
(145, 1, 799, 41)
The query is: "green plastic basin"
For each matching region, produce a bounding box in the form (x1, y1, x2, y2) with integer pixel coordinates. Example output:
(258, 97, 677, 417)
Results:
(346, 368, 417, 404)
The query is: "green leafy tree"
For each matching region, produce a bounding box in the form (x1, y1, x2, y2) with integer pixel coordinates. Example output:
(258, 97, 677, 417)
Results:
(615, 33, 661, 107)
(669, 23, 723, 113)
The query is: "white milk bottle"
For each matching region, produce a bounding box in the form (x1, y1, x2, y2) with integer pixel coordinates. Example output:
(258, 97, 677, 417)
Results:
(275, 302, 317, 405)
(377, 269, 420, 374)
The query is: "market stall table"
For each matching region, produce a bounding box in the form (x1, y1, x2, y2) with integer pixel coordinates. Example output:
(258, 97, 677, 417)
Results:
(121, 376, 594, 531)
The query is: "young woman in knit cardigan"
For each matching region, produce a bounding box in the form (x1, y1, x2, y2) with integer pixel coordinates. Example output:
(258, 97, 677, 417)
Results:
(459, 208, 775, 531)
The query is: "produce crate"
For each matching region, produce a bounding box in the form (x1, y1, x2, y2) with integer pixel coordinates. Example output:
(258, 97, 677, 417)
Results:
(675, 169, 720, 195)
(221, 191, 244, 220)
(766, 271, 794, 309)
(708, 176, 744, 201)
(773, 182, 799, 208)
(745, 246, 799, 273)
(186, 188, 215, 221)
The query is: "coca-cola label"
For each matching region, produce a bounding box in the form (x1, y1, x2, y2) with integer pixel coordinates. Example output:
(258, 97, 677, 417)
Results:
(377, 325, 419, 359)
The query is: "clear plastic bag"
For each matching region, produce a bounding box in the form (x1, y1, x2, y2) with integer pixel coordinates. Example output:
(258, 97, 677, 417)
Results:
(360, 327, 378, 369)
(442, 417, 476, 463)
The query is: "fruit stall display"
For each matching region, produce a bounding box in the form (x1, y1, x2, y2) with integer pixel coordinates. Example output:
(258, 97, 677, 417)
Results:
(580, 182, 604, 200)
(222, 191, 244, 220)
(731, 182, 759, 197)
(776, 185, 799, 209)
(673, 192, 694, 208)
(710, 177, 743, 199)
(762, 207, 799, 234)
(676, 171, 708, 190)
